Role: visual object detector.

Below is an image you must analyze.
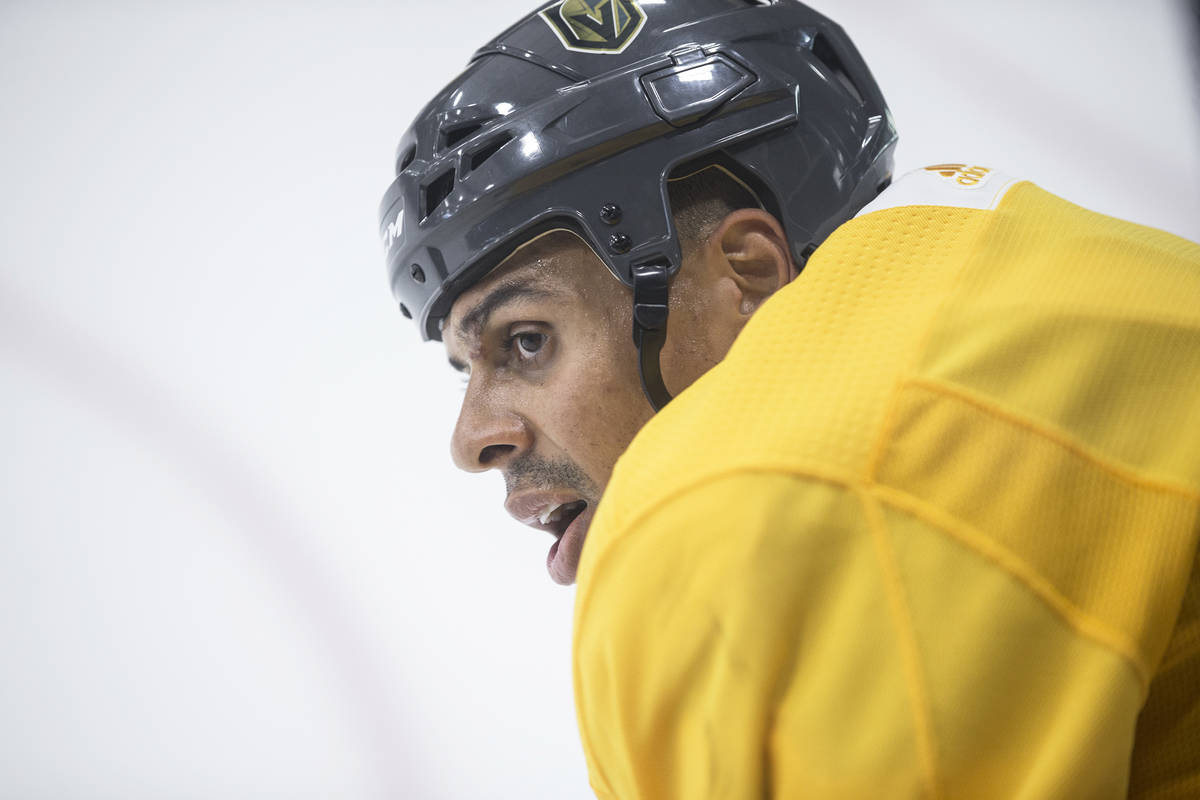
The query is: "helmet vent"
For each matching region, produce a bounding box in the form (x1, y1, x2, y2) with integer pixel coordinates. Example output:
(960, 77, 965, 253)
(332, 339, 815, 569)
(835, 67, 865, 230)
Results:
(811, 33, 864, 105)
(442, 120, 493, 150)
(422, 168, 456, 220)
(468, 133, 513, 172)
(398, 145, 416, 173)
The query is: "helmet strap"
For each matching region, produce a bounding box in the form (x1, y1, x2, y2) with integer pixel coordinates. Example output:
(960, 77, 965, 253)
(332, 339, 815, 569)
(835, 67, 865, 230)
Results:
(631, 264, 673, 412)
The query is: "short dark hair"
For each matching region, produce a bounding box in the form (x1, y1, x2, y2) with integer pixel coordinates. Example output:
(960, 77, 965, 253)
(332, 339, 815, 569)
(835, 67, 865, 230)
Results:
(667, 164, 763, 253)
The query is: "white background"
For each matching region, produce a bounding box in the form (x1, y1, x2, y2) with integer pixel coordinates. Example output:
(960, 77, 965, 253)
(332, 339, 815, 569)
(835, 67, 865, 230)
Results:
(2, 1, 1197, 797)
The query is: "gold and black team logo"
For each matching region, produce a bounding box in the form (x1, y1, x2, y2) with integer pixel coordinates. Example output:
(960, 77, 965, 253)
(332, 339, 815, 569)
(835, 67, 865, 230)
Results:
(539, 0, 647, 55)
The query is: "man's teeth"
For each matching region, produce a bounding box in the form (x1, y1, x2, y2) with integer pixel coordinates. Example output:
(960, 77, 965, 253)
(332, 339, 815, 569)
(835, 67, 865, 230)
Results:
(539, 504, 563, 525)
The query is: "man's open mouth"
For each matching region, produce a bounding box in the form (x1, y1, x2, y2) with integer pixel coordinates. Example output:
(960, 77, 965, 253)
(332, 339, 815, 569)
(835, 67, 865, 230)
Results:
(505, 491, 596, 584)
(538, 499, 587, 538)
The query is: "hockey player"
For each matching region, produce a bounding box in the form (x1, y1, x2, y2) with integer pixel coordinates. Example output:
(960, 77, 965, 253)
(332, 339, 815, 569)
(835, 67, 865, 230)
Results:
(377, 0, 1200, 796)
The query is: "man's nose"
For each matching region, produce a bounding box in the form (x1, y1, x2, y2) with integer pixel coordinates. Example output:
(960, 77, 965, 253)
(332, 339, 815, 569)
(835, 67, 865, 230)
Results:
(450, 390, 531, 473)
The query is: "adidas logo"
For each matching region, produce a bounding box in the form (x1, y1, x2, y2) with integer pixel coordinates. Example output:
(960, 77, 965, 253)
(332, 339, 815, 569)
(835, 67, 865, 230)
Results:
(924, 163, 993, 187)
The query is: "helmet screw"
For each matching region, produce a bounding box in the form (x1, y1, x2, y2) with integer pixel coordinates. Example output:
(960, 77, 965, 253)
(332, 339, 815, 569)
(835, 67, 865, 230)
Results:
(410, 264, 426, 283)
(608, 232, 632, 254)
(599, 203, 622, 225)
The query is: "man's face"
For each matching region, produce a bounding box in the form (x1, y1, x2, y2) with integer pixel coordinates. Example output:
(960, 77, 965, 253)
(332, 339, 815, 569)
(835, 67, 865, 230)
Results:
(443, 211, 789, 584)
(444, 231, 655, 585)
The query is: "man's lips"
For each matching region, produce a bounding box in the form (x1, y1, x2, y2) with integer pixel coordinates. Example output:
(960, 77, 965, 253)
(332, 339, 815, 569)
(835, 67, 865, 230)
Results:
(504, 489, 592, 584)
(505, 490, 586, 531)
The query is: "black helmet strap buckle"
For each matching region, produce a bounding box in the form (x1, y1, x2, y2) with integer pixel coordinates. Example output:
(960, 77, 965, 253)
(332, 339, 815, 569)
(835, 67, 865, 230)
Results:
(631, 263, 673, 412)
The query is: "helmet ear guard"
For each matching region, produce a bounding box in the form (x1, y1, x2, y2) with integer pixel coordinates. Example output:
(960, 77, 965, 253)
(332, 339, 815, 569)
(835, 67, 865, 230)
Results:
(631, 262, 673, 411)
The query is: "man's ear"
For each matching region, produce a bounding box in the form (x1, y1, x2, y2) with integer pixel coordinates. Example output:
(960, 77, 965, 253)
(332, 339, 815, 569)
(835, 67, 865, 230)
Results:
(711, 208, 798, 316)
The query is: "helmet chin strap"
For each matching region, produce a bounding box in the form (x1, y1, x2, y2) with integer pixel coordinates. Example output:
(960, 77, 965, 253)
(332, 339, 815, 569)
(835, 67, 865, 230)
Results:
(631, 264, 673, 412)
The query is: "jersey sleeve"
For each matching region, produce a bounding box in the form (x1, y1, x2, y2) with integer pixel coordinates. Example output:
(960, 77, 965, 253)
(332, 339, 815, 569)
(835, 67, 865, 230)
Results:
(572, 471, 1146, 799)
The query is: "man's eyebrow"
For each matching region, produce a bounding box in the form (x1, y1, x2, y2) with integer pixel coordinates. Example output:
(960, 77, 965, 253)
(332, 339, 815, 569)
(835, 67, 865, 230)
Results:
(454, 277, 562, 345)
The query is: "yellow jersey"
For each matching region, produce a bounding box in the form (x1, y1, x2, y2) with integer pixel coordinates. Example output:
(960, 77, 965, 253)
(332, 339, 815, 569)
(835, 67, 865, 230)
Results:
(573, 166, 1200, 799)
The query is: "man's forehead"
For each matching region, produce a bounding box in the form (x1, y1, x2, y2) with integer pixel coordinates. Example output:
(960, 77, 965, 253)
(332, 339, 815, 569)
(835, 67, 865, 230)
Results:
(449, 264, 555, 334)
(446, 230, 596, 336)
(455, 258, 552, 311)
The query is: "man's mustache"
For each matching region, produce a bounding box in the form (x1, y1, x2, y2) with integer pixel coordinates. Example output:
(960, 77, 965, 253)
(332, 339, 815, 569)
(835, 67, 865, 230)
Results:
(505, 452, 598, 499)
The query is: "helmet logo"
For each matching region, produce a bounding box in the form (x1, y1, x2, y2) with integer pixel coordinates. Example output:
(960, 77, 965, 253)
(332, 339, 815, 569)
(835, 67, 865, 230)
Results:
(382, 207, 404, 252)
(539, 0, 647, 55)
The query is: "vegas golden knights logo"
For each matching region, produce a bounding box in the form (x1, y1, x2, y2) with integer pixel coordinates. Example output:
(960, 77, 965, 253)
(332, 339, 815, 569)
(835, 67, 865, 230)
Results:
(539, 0, 647, 54)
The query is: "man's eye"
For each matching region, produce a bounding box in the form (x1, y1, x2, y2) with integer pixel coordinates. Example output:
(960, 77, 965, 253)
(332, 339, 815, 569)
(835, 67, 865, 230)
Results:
(513, 332, 545, 359)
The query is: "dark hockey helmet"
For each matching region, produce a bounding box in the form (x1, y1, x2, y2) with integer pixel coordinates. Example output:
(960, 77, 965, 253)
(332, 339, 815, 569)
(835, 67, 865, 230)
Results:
(378, 0, 896, 406)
